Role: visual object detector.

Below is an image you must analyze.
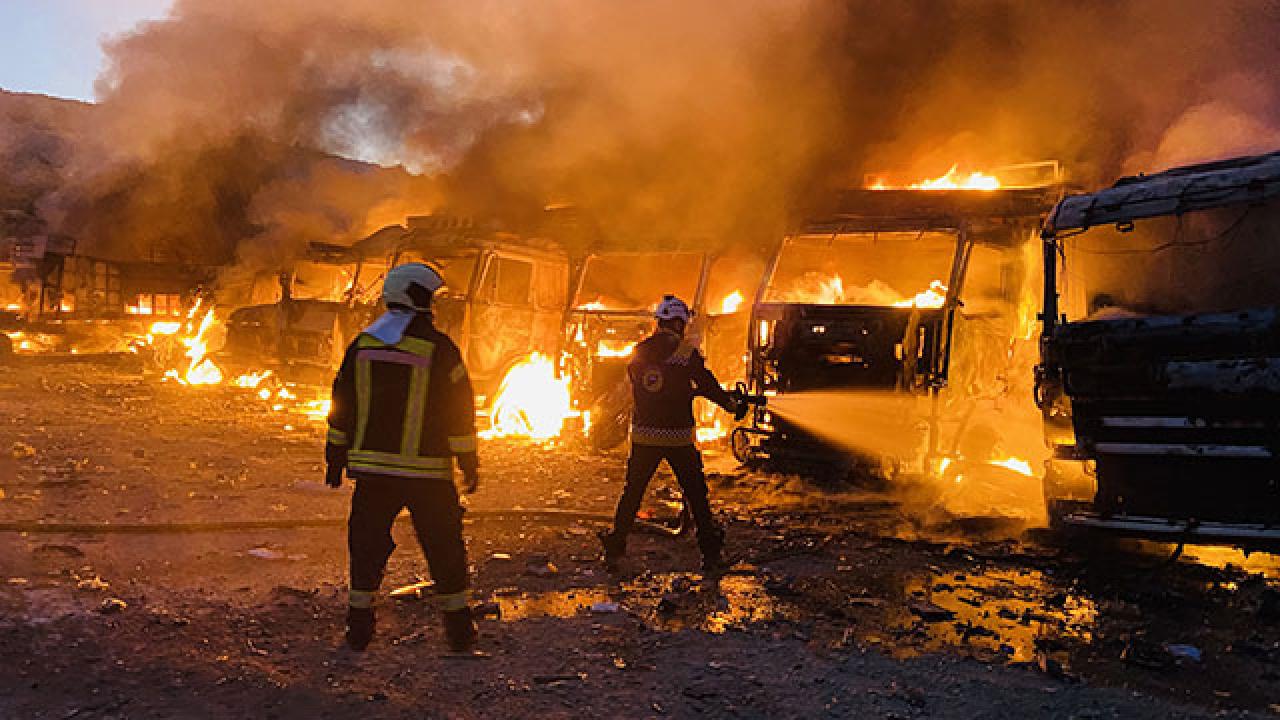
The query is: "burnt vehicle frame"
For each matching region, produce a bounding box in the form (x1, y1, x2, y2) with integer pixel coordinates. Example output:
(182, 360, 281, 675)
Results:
(1036, 150, 1280, 548)
(735, 184, 1058, 481)
(1, 234, 211, 357)
(561, 250, 715, 449)
(221, 216, 570, 396)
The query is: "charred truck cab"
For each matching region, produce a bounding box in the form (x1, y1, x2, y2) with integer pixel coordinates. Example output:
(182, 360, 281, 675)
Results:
(563, 251, 713, 449)
(222, 216, 570, 398)
(737, 176, 1060, 492)
(1037, 151, 1280, 548)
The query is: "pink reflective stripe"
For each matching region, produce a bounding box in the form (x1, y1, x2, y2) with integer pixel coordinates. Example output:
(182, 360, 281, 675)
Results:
(358, 348, 432, 368)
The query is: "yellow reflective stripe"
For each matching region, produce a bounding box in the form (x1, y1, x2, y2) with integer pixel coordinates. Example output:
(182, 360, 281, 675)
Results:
(448, 435, 477, 454)
(449, 363, 467, 384)
(437, 590, 468, 612)
(349, 450, 449, 470)
(400, 344, 435, 456)
(396, 336, 433, 357)
(349, 589, 375, 608)
(354, 355, 372, 450)
(357, 334, 386, 349)
(327, 427, 348, 446)
(348, 462, 450, 479)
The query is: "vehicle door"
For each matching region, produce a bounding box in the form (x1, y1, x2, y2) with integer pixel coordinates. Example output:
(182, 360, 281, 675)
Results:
(529, 257, 569, 358)
(467, 251, 536, 390)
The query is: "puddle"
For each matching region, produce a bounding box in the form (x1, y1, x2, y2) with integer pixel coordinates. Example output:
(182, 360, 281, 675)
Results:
(1175, 545, 1280, 580)
(884, 568, 1096, 664)
(495, 587, 614, 621)
(483, 573, 792, 633)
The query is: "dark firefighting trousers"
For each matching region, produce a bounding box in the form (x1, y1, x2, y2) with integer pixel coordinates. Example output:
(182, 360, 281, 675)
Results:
(611, 444, 721, 552)
(348, 475, 468, 609)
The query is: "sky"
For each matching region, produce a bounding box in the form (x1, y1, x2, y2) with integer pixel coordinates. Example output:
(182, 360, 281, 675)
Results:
(0, 0, 173, 101)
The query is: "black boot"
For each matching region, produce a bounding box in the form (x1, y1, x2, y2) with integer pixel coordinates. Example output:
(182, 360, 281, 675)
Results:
(442, 606, 478, 652)
(598, 530, 626, 571)
(345, 606, 376, 651)
(698, 528, 728, 575)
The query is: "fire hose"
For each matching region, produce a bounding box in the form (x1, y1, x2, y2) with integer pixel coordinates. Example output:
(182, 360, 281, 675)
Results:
(0, 507, 687, 536)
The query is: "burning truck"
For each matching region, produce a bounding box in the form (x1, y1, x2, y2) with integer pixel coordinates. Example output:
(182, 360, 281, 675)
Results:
(734, 165, 1061, 510)
(562, 250, 748, 449)
(220, 215, 570, 397)
(0, 233, 212, 359)
(1037, 150, 1280, 547)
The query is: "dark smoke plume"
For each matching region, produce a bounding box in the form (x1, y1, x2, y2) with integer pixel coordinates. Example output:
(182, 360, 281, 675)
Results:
(37, 0, 1280, 266)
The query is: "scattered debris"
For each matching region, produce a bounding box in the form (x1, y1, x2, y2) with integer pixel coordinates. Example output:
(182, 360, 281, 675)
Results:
(590, 601, 620, 614)
(98, 598, 128, 614)
(908, 600, 955, 622)
(10, 441, 36, 460)
(1165, 644, 1203, 663)
(474, 600, 502, 619)
(524, 554, 559, 578)
(390, 580, 436, 601)
(246, 547, 285, 560)
(76, 576, 110, 592)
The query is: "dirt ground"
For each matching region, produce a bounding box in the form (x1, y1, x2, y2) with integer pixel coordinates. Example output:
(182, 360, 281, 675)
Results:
(1, 360, 1279, 719)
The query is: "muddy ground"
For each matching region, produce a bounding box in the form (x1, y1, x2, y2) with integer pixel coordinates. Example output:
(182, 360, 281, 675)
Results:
(1, 360, 1279, 719)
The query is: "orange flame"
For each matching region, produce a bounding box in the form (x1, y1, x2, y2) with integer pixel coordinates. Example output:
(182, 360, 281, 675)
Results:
(482, 354, 575, 440)
(719, 290, 745, 314)
(869, 165, 1003, 191)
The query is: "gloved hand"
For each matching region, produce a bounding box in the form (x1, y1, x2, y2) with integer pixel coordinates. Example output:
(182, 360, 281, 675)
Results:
(733, 397, 749, 422)
(325, 463, 345, 488)
(461, 468, 479, 494)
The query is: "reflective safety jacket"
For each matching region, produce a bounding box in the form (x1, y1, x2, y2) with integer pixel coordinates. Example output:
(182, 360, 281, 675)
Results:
(326, 315, 477, 480)
(628, 328, 735, 447)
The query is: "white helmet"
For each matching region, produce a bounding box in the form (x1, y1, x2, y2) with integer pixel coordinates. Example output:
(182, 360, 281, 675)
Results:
(383, 262, 444, 311)
(654, 294, 692, 323)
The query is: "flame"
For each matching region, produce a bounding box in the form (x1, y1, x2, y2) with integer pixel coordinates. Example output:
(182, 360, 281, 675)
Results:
(149, 321, 182, 336)
(235, 370, 273, 388)
(596, 339, 637, 358)
(483, 354, 574, 440)
(162, 301, 224, 385)
(696, 416, 728, 443)
(719, 290, 745, 314)
(578, 300, 608, 311)
(869, 165, 1003, 191)
(781, 274, 947, 308)
(892, 280, 948, 309)
(989, 456, 1034, 477)
(4, 304, 20, 312)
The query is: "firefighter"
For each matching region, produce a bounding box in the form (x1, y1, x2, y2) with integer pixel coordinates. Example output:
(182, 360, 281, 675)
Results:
(599, 294, 745, 573)
(325, 262, 480, 653)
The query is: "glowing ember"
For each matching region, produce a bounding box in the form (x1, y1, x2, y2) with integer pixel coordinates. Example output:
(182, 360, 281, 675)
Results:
(720, 290, 745, 314)
(3, 304, 20, 312)
(990, 456, 1034, 477)
(483, 353, 574, 440)
(578, 300, 608, 311)
(892, 280, 948, 309)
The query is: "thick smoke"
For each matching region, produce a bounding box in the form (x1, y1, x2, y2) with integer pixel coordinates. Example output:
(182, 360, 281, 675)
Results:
(33, 1, 1280, 267)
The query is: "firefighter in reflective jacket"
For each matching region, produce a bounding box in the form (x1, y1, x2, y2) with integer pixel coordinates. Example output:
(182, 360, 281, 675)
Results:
(325, 262, 479, 652)
(599, 295, 745, 573)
